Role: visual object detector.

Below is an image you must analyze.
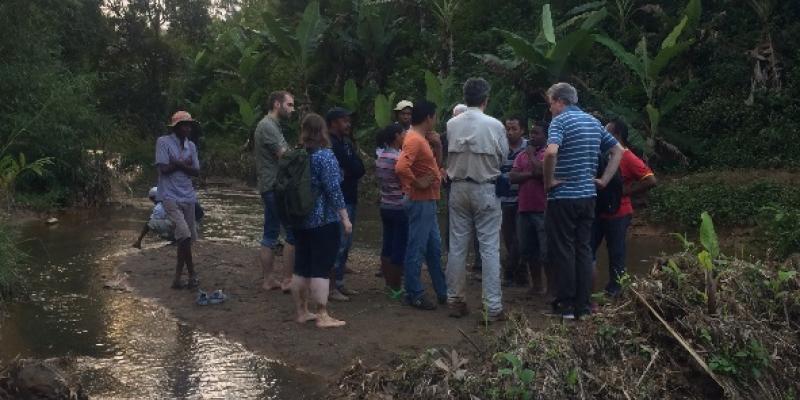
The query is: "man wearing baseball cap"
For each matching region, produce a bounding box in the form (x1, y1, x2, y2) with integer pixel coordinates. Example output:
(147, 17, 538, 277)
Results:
(155, 111, 201, 289)
(326, 107, 365, 301)
(393, 100, 413, 131)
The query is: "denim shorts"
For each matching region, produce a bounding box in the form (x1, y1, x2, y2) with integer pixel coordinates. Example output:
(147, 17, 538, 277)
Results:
(261, 191, 295, 248)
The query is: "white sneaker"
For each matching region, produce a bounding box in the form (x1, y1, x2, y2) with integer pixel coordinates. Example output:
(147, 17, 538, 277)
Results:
(329, 288, 350, 302)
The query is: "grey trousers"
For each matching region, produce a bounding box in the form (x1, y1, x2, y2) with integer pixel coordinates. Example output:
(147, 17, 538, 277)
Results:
(446, 181, 503, 315)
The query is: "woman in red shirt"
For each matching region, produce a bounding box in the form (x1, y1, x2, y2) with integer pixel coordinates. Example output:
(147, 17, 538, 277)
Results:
(592, 119, 657, 296)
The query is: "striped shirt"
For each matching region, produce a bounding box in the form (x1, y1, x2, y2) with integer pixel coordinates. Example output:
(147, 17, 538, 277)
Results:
(375, 147, 404, 210)
(547, 105, 618, 200)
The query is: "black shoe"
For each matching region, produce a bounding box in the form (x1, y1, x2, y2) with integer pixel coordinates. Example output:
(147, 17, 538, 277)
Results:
(409, 296, 437, 310)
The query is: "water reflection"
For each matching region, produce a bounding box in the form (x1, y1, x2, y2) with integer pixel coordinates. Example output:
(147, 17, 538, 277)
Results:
(0, 185, 325, 399)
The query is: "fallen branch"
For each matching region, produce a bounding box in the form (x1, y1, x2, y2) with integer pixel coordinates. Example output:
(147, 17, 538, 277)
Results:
(457, 328, 484, 359)
(636, 348, 660, 387)
(631, 288, 726, 391)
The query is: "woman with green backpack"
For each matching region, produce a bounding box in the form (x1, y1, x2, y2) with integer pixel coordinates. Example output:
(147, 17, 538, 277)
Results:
(288, 113, 353, 328)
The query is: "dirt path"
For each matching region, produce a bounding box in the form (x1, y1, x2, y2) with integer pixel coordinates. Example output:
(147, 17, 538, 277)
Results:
(116, 241, 551, 380)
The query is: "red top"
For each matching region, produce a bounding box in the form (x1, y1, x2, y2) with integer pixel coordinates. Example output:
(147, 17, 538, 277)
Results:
(513, 147, 547, 213)
(601, 149, 654, 219)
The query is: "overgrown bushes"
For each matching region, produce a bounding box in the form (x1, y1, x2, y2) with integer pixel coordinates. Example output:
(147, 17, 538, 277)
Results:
(334, 243, 800, 399)
(646, 173, 800, 228)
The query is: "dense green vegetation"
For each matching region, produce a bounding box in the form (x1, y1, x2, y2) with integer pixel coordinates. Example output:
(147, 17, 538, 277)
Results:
(1, 0, 798, 219)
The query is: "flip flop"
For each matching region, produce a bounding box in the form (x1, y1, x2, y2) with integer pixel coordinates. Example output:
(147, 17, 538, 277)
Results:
(196, 290, 209, 306)
(208, 290, 226, 304)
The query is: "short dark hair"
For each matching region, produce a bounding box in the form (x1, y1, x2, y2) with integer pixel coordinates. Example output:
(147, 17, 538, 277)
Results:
(608, 118, 629, 147)
(531, 120, 549, 135)
(463, 77, 491, 107)
(505, 115, 528, 133)
(267, 90, 290, 111)
(377, 123, 404, 148)
(411, 100, 437, 125)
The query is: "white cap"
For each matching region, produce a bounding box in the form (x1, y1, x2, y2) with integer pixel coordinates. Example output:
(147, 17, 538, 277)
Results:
(148, 187, 158, 198)
(394, 100, 413, 111)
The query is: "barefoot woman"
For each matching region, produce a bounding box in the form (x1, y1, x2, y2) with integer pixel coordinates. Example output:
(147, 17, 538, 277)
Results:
(290, 113, 352, 328)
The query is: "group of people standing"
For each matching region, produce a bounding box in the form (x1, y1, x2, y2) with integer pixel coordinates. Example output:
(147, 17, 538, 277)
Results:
(146, 78, 655, 329)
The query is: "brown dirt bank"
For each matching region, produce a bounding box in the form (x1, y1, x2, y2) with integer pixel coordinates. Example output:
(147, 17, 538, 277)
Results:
(116, 241, 551, 380)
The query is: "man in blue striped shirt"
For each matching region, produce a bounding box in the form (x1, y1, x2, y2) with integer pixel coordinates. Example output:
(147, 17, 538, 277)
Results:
(543, 83, 624, 320)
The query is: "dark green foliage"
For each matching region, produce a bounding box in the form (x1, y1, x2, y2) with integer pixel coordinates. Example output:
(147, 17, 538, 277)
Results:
(647, 176, 800, 228)
(3, 0, 800, 205)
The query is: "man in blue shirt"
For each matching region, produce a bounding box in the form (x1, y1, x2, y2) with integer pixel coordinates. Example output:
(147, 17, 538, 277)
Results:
(155, 111, 201, 289)
(542, 83, 624, 320)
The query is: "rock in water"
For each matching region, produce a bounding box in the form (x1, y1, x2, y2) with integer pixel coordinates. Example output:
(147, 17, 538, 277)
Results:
(46, 217, 59, 225)
(0, 358, 87, 399)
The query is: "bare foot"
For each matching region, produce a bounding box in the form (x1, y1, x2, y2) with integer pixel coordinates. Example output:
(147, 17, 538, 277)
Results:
(262, 280, 282, 291)
(316, 315, 346, 328)
(280, 279, 292, 293)
(295, 313, 318, 324)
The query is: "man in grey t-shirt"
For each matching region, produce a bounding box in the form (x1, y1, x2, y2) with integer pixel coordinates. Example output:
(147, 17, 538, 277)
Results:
(254, 90, 295, 292)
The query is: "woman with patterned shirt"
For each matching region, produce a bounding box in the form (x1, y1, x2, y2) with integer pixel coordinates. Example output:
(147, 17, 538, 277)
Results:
(375, 123, 407, 299)
(290, 113, 353, 328)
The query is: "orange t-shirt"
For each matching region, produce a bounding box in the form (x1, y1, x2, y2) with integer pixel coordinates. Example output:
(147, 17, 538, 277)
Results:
(395, 130, 441, 201)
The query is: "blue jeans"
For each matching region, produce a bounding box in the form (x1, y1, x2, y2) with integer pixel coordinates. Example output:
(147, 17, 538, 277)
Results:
(334, 203, 357, 288)
(260, 191, 295, 248)
(404, 200, 447, 302)
(592, 214, 632, 295)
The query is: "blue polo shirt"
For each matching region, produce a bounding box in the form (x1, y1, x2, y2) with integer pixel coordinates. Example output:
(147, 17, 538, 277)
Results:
(547, 105, 618, 200)
(155, 133, 200, 203)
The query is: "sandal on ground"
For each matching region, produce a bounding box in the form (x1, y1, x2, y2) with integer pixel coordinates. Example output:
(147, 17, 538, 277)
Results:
(208, 290, 226, 304)
(196, 290, 209, 306)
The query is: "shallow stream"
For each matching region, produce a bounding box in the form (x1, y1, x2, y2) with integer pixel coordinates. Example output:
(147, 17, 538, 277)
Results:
(0, 180, 677, 398)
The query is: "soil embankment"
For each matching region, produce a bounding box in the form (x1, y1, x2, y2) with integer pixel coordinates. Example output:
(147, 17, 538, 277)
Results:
(116, 241, 550, 379)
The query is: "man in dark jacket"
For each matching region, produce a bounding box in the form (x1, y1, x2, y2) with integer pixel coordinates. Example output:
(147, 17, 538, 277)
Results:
(327, 107, 365, 301)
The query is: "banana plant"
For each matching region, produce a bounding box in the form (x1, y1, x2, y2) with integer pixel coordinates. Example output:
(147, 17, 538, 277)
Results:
(373, 92, 396, 128)
(424, 70, 457, 121)
(259, 1, 328, 106)
(474, 3, 607, 81)
(593, 0, 701, 160)
(0, 152, 53, 209)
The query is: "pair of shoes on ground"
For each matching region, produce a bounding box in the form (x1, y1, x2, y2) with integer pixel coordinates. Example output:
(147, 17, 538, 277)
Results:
(542, 301, 591, 321)
(196, 289, 226, 305)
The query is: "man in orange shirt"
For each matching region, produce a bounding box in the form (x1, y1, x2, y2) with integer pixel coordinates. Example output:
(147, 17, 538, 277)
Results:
(395, 100, 447, 310)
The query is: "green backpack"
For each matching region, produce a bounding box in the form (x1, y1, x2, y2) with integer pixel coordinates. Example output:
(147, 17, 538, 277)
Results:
(275, 148, 317, 229)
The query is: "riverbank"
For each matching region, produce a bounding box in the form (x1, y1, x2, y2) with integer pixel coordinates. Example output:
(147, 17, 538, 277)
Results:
(115, 241, 552, 380)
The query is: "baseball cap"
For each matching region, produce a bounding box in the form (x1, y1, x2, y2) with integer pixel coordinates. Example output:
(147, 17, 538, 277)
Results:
(394, 100, 413, 111)
(148, 186, 158, 198)
(325, 107, 353, 123)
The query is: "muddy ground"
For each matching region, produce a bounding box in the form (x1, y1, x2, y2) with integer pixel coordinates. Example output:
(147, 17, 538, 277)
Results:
(116, 241, 551, 380)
